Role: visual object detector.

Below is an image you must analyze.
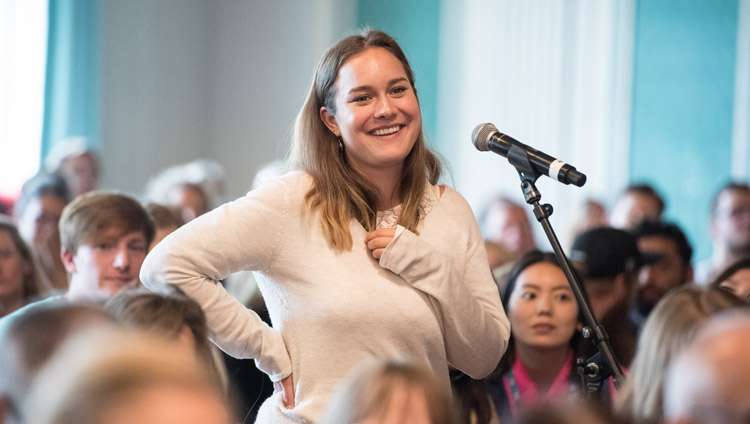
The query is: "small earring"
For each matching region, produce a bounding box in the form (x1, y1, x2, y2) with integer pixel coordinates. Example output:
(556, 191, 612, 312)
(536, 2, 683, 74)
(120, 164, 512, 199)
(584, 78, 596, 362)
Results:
(338, 137, 344, 153)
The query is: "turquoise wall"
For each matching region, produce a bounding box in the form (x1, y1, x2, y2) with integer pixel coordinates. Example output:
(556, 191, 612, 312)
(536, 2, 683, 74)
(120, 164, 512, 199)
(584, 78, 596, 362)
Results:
(356, 0, 441, 150)
(41, 0, 100, 159)
(630, 0, 739, 262)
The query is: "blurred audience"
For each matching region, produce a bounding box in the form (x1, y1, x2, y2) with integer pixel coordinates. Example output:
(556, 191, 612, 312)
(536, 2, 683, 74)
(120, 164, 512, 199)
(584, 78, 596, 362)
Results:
(13, 171, 71, 290)
(710, 257, 750, 303)
(144, 203, 184, 251)
(569, 198, 609, 242)
(44, 136, 100, 199)
(480, 196, 537, 260)
(615, 285, 744, 424)
(144, 159, 228, 221)
(629, 220, 694, 332)
(486, 251, 586, 421)
(570, 227, 652, 366)
(0, 191, 154, 326)
(694, 182, 750, 284)
(319, 359, 455, 424)
(104, 287, 228, 392)
(0, 302, 117, 424)
(664, 309, 750, 424)
(23, 328, 233, 424)
(609, 184, 664, 230)
(0, 217, 51, 318)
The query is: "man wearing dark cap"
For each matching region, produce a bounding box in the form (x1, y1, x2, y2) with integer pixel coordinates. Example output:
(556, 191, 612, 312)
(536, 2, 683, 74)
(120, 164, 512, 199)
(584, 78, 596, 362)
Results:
(570, 227, 656, 366)
(630, 220, 693, 332)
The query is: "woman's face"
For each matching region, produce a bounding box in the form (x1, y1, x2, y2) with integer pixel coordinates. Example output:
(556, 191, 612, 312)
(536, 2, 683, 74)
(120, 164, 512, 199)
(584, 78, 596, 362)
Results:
(719, 267, 750, 302)
(321, 47, 421, 180)
(508, 262, 579, 351)
(0, 230, 29, 299)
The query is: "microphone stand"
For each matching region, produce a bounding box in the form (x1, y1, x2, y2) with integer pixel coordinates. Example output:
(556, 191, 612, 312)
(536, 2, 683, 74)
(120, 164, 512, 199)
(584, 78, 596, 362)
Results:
(506, 145, 625, 397)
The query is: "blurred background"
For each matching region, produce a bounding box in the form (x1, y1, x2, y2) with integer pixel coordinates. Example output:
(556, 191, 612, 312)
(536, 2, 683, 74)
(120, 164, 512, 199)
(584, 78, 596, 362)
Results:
(2, 0, 749, 262)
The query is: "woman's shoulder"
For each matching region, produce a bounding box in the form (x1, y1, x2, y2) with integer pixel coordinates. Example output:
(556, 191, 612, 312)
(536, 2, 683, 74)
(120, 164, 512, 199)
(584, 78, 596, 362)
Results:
(245, 170, 313, 200)
(433, 184, 477, 222)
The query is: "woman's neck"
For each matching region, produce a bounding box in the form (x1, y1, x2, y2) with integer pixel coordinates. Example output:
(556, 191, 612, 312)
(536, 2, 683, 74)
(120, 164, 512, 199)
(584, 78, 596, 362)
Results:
(352, 163, 402, 210)
(0, 292, 24, 317)
(514, 343, 571, 394)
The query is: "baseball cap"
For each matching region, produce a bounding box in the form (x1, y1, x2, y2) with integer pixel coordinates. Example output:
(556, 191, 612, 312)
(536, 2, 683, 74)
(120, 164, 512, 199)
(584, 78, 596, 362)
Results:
(570, 227, 661, 279)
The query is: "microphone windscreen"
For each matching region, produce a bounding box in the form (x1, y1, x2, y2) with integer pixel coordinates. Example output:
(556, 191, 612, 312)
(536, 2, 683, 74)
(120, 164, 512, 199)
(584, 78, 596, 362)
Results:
(471, 123, 497, 151)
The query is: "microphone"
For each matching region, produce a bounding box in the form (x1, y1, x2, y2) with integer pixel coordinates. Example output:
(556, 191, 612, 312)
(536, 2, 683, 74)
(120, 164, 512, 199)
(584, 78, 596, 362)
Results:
(472, 123, 586, 187)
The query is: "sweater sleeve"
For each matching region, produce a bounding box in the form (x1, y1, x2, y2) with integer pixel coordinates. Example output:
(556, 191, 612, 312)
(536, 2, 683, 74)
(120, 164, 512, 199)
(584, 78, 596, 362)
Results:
(378, 206, 510, 378)
(139, 176, 295, 382)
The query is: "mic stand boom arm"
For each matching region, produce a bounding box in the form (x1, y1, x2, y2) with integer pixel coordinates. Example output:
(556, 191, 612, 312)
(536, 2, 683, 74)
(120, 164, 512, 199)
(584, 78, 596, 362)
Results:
(506, 145, 625, 395)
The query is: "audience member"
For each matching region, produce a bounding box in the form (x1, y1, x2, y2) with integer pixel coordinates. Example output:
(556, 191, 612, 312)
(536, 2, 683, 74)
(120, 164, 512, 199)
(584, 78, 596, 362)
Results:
(13, 171, 71, 290)
(104, 287, 228, 392)
(569, 198, 609, 242)
(615, 285, 743, 424)
(570, 227, 652, 366)
(629, 220, 694, 332)
(318, 359, 455, 424)
(664, 309, 750, 424)
(0, 302, 117, 424)
(609, 184, 664, 230)
(144, 159, 228, 218)
(143, 203, 184, 250)
(23, 328, 233, 424)
(486, 251, 585, 421)
(44, 136, 100, 199)
(710, 257, 750, 303)
(0, 217, 51, 318)
(694, 182, 750, 284)
(480, 196, 537, 260)
(0, 191, 154, 325)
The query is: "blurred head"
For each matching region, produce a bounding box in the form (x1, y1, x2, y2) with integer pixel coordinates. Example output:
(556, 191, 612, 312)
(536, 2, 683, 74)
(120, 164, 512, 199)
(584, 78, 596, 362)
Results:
(0, 302, 117, 424)
(615, 285, 744, 424)
(104, 287, 217, 383)
(143, 203, 184, 250)
(709, 182, 750, 253)
(59, 192, 154, 301)
(665, 310, 750, 424)
(0, 217, 48, 316)
(23, 329, 231, 424)
(711, 258, 750, 303)
(610, 184, 665, 230)
(631, 220, 694, 313)
(503, 251, 579, 353)
(570, 227, 648, 319)
(481, 197, 536, 258)
(319, 359, 454, 424)
(166, 183, 209, 223)
(44, 136, 99, 198)
(14, 171, 71, 255)
(289, 29, 441, 250)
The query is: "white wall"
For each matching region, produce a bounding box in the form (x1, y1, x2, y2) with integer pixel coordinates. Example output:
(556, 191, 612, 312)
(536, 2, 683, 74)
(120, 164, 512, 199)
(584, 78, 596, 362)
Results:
(99, 1, 356, 198)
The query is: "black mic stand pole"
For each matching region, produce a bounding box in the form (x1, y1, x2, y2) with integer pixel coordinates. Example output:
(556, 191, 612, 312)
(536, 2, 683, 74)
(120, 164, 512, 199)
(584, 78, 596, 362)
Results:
(505, 145, 625, 397)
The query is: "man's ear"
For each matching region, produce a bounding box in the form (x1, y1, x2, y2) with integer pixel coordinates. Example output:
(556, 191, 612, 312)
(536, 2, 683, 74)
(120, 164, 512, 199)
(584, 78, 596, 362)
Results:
(61, 249, 76, 274)
(319, 106, 340, 137)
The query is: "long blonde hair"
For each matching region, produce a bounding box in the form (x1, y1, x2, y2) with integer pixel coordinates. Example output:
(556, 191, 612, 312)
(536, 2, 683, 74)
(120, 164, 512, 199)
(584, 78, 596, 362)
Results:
(288, 29, 442, 251)
(614, 285, 744, 424)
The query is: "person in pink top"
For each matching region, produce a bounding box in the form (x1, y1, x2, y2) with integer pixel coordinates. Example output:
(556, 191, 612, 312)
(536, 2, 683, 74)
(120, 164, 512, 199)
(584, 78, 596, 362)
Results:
(486, 250, 585, 420)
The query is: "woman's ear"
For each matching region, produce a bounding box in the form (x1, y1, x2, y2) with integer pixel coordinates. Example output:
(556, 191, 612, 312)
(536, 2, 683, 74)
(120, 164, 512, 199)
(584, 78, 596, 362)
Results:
(319, 106, 340, 137)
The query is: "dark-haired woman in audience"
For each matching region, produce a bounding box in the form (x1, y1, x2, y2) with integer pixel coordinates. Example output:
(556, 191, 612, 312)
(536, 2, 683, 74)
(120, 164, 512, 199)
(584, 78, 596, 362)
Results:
(486, 250, 586, 420)
(710, 257, 750, 303)
(0, 217, 51, 318)
(140, 29, 510, 423)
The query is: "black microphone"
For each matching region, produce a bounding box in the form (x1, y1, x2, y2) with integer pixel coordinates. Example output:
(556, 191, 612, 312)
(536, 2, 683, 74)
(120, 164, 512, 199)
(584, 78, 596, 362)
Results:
(472, 123, 586, 187)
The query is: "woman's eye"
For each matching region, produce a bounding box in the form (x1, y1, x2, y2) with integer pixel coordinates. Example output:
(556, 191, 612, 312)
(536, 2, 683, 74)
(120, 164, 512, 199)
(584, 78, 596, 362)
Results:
(352, 95, 370, 102)
(392, 86, 407, 94)
(521, 292, 536, 300)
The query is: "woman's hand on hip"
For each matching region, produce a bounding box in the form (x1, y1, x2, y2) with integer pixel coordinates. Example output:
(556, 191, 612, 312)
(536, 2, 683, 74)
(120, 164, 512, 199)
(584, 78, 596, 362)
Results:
(273, 375, 295, 409)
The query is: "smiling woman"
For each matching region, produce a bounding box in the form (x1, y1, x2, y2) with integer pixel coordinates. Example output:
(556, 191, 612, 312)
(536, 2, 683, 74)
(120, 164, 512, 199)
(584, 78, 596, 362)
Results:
(140, 29, 510, 423)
